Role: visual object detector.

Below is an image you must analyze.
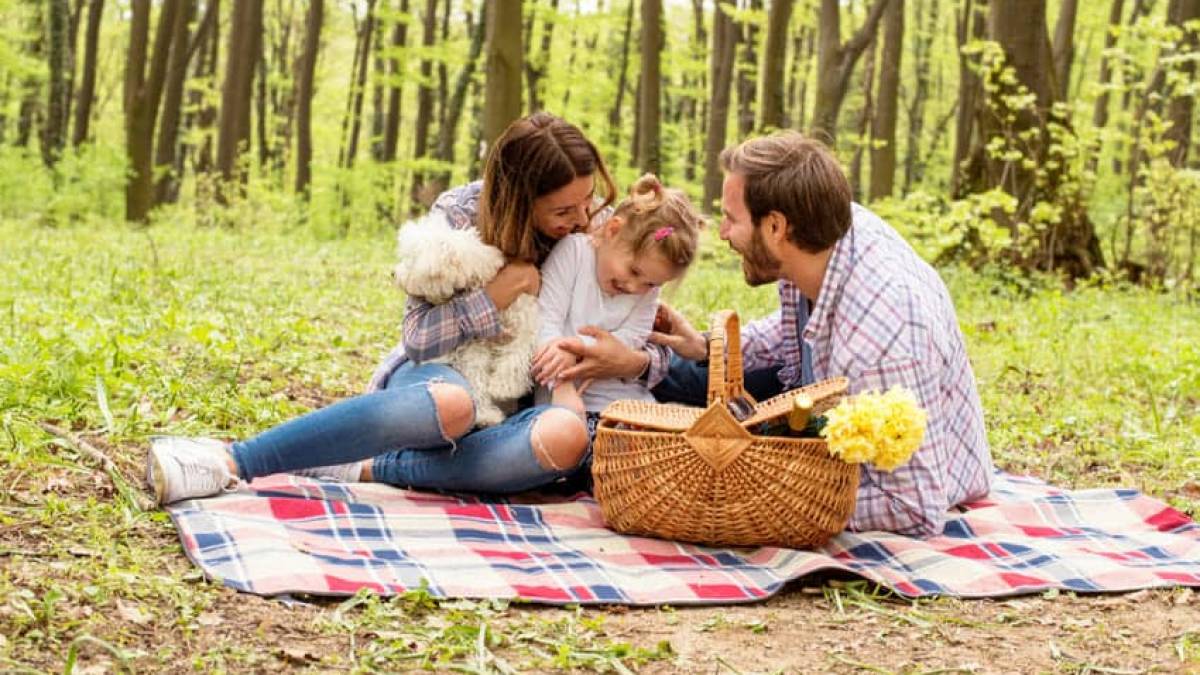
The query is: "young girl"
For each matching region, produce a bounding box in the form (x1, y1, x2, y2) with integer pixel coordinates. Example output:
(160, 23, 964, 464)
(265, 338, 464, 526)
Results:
(532, 174, 703, 429)
(146, 113, 671, 504)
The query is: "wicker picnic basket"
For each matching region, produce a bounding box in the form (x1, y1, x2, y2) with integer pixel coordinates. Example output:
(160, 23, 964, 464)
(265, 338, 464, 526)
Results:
(592, 310, 860, 549)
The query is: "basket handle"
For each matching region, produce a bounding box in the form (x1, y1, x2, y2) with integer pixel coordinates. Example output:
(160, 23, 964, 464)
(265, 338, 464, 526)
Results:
(706, 310, 751, 406)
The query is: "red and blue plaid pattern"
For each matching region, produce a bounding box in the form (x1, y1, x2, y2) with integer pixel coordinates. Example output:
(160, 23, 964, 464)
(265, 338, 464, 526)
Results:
(165, 472, 1200, 604)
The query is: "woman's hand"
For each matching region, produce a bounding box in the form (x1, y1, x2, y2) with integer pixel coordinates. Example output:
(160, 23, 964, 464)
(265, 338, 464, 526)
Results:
(557, 327, 649, 381)
(485, 261, 541, 311)
(532, 338, 583, 386)
(648, 303, 707, 360)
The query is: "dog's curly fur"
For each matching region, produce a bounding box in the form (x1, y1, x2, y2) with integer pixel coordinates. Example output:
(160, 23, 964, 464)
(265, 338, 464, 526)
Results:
(393, 212, 540, 427)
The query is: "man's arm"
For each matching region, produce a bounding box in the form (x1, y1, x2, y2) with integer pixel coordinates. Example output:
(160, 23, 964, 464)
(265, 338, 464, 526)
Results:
(844, 354, 950, 537)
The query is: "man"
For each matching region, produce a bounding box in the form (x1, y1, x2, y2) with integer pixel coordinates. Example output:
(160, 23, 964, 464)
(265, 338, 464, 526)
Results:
(560, 132, 993, 536)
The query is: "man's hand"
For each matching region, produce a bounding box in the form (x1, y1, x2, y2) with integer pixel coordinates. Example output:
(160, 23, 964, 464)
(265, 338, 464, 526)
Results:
(531, 337, 583, 386)
(485, 261, 540, 311)
(557, 326, 649, 381)
(648, 303, 707, 360)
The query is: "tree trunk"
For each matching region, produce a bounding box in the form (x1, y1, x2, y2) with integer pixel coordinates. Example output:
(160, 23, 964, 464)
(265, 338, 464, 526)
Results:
(950, 0, 986, 198)
(410, 0, 436, 194)
(524, 0, 559, 113)
(811, 0, 890, 145)
(430, 1, 487, 196)
(607, 0, 635, 148)
(437, 0, 451, 128)
(1164, 0, 1199, 167)
(703, 1, 739, 213)
(789, 25, 815, 131)
(849, 35, 876, 200)
(154, 0, 197, 205)
(382, 0, 410, 162)
(736, 0, 761, 138)
(1051, 0, 1078, 101)
(902, 0, 935, 192)
(72, 0, 103, 146)
(217, 0, 265, 192)
(636, 0, 663, 174)
(344, 0, 377, 169)
(684, 0, 707, 181)
(125, 0, 181, 221)
(44, 0, 71, 167)
(1091, 0, 1126, 130)
(294, 0, 323, 195)
(484, 0, 523, 146)
(758, 0, 794, 131)
(984, 0, 1103, 276)
(870, 0, 902, 200)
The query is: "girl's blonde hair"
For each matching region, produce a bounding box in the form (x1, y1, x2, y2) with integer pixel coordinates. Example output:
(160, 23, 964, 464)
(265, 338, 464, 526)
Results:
(479, 112, 617, 263)
(609, 174, 704, 270)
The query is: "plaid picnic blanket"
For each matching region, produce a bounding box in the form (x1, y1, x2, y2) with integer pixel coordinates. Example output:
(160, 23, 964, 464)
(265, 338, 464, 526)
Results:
(166, 472, 1200, 604)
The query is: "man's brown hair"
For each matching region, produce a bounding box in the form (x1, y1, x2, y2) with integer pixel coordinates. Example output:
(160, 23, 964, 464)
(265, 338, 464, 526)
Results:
(719, 131, 852, 252)
(480, 112, 617, 263)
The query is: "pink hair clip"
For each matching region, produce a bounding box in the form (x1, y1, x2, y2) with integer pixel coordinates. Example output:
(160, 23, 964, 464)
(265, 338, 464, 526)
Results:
(653, 226, 674, 241)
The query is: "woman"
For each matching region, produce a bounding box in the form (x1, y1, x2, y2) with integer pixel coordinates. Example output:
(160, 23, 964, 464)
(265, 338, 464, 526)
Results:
(147, 112, 659, 504)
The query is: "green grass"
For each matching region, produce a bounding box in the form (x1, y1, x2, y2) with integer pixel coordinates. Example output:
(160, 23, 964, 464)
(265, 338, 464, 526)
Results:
(0, 218, 1197, 671)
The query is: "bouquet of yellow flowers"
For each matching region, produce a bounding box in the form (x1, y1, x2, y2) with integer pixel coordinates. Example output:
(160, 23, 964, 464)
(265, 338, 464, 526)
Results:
(820, 386, 927, 471)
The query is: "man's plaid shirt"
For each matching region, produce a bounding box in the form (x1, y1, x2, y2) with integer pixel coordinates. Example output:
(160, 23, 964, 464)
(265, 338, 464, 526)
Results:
(741, 205, 993, 536)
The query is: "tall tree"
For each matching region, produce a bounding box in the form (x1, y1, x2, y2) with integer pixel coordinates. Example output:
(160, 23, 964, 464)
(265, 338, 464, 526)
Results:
(1051, 0, 1079, 101)
(410, 0, 436, 198)
(524, 0, 559, 113)
(902, 0, 935, 192)
(217, 0, 265, 191)
(736, 0, 761, 137)
(811, 0, 890, 144)
(848, 33, 876, 198)
(43, 0, 71, 167)
(787, 24, 814, 131)
(154, 0, 198, 204)
(950, 0, 986, 197)
(703, 1, 739, 212)
(342, 0, 377, 169)
(1164, 0, 1199, 167)
(484, 0, 523, 146)
(637, 0, 663, 174)
(71, 0, 103, 146)
(193, 0, 222, 177)
(607, 0, 635, 148)
(982, 0, 1103, 276)
(1091, 0, 1126, 131)
(381, 0, 410, 162)
(758, 0, 794, 130)
(431, 2, 487, 194)
(869, 0, 903, 200)
(294, 0, 323, 195)
(125, 0, 181, 221)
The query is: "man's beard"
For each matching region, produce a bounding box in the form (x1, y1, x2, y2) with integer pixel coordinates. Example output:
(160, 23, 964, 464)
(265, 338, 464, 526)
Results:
(740, 226, 781, 287)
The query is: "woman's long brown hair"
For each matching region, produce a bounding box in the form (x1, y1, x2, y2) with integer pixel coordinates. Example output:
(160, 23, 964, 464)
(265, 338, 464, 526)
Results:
(478, 112, 616, 263)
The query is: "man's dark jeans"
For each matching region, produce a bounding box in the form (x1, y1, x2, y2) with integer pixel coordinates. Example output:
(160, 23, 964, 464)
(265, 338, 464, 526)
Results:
(651, 353, 785, 407)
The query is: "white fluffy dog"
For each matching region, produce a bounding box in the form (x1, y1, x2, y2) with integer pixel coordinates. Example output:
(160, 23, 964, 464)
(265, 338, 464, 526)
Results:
(393, 212, 540, 427)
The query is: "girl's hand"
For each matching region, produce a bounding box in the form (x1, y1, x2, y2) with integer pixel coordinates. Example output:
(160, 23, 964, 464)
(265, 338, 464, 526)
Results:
(532, 338, 583, 385)
(485, 261, 541, 310)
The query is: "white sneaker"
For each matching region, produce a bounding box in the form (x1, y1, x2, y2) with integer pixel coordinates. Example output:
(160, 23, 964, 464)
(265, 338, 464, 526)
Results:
(146, 436, 238, 505)
(289, 461, 364, 484)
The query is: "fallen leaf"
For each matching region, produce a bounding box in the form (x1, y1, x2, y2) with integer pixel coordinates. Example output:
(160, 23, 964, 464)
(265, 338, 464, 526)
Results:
(276, 646, 318, 664)
(116, 600, 153, 625)
(1174, 588, 1194, 605)
(196, 611, 224, 627)
(1181, 481, 1200, 499)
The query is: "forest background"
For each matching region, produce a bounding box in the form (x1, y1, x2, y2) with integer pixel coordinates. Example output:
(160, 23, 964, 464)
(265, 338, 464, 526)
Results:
(1, 0, 1199, 672)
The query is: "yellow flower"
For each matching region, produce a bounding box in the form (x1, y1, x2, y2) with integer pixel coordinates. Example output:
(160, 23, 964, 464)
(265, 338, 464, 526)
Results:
(821, 386, 927, 472)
